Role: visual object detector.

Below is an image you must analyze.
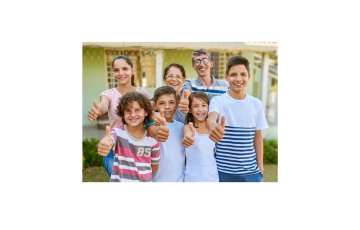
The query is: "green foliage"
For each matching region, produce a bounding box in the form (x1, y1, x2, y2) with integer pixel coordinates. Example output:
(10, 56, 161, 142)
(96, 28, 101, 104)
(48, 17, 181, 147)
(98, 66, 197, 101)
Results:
(263, 139, 278, 164)
(82, 137, 103, 168)
(82, 150, 86, 171)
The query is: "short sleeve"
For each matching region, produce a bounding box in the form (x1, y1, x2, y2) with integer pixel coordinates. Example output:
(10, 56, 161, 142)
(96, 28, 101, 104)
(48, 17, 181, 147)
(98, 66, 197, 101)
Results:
(137, 88, 151, 99)
(150, 138, 160, 165)
(179, 80, 192, 96)
(208, 95, 220, 115)
(255, 102, 269, 130)
(110, 128, 116, 150)
(100, 89, 112, 103)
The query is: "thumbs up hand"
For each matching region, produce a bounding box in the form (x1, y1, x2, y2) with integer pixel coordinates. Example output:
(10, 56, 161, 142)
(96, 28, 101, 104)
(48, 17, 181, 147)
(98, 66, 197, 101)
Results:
(179, 90, 190, 114)
(88, 100, 102, 122)
(181, 122, 196, 148)
(157, 109, 169, 142)
(209, 116, 226, 143)
(153, 110, 163, 127)
(98, 126, 112, 156)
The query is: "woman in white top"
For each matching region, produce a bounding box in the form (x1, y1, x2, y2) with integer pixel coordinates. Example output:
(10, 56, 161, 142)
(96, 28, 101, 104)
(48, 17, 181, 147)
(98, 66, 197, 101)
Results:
(182, 91, 219, 182)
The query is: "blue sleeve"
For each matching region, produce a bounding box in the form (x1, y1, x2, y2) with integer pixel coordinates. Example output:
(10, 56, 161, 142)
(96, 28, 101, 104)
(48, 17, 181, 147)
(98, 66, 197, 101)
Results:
(144, 120, 154, 128)
(179, 80, 192, 96)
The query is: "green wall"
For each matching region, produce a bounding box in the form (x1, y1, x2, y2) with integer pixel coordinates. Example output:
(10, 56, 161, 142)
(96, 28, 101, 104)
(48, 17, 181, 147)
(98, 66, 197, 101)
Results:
(83, 47, 106, 125)
(163, 49, 197, 80)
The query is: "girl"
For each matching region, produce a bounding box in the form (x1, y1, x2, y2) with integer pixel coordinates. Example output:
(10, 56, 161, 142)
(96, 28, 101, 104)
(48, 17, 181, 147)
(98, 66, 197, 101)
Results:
(97, 92, 160, 182)
(87, 55, 152, 177)
(181, 91, 219, 182)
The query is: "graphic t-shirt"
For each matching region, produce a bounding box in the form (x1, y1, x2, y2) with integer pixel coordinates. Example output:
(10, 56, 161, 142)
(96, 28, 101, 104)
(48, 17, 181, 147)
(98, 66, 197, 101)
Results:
(109, 125, 160, 182)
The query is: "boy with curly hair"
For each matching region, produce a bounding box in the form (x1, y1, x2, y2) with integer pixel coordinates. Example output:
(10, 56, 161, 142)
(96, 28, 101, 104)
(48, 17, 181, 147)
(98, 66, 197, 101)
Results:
(97, 92, 160, 182)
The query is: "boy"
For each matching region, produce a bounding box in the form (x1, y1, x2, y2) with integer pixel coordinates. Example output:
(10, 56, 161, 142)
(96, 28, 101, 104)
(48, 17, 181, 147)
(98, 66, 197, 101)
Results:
(97, 92, 160, 182)
(151, 86, 186, 182)
(206, 56, 269, 182)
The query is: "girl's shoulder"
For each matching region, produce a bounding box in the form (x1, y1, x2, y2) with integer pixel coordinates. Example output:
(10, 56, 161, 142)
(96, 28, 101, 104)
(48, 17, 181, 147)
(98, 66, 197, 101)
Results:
(135, 87, 151, 99)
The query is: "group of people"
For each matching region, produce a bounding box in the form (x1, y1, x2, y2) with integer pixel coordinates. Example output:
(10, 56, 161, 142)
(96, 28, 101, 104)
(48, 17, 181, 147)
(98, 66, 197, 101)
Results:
(87, 48, 268, 182)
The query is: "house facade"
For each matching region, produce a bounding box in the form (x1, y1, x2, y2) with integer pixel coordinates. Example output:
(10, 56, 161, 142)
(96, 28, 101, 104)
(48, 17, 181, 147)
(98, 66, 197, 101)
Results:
(82, 42, 278, 139)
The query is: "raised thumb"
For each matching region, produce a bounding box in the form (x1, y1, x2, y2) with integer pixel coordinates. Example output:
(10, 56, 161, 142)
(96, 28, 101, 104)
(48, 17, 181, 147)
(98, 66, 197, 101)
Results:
(189, 122, 195, 137)
(160, 117, 167, 127)
(183, 90, 189, 101)
(105, 125, 111, 139)
(160, 108, 164, 118)
(93, 100, 100, 109)
(220, 116, 225, 129)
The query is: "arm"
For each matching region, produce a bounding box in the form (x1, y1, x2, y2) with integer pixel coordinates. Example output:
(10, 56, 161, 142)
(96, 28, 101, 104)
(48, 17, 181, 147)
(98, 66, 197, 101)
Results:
(181, 123, 195, 148)
(206, 112, 226, 143)
(254, 130, 264, 174)
(87, 95, 110, 122)
(151, 164, 159, 174)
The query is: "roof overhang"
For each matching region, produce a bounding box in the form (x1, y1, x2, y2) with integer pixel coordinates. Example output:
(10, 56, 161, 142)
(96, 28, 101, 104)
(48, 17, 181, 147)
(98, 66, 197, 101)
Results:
(82, 42, 277, 53)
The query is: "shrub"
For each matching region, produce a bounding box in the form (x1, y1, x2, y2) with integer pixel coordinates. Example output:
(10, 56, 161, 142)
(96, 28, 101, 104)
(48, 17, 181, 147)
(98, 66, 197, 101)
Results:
(82, 150, 86, 171)
(83, 137, 103, 168)
(263, 139, 278, 164)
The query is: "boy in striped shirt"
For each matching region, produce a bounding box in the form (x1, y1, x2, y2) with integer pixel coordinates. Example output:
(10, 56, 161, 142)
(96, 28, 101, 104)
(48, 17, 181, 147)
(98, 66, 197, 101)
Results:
(97, 92, 160, 182)
(206, 56, 269, 182)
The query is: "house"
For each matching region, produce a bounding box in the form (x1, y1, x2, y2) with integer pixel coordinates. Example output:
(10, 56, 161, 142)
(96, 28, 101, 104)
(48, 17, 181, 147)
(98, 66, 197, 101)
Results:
(82, 42, 278, 140)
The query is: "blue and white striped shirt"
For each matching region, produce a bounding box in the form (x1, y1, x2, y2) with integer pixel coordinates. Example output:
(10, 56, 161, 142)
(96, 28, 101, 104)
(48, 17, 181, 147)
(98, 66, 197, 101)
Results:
(209, 93, 268, 175)
(179, 75, 229, 101)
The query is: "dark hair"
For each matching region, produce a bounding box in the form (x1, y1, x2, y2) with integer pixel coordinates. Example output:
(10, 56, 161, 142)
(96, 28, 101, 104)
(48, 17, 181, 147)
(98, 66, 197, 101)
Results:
(191, 48, 211, 65)
(152, 86, 178, 104)
(112, 55, 136, 87)
(185, 91, 210, 128)
(116, 92, 153, 125)
(226, 56, 250, 75)
(163, 63, 186, 80)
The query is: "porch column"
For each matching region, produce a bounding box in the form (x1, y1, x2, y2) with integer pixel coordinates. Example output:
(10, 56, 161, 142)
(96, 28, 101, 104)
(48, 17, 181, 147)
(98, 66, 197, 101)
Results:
(155, 50, 163, 89)
(260, 53, 270, 114)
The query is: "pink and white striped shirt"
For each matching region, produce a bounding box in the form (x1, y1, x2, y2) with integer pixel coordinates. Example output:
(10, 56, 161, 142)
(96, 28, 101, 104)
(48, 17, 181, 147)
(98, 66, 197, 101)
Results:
(109, 125, 160, 182)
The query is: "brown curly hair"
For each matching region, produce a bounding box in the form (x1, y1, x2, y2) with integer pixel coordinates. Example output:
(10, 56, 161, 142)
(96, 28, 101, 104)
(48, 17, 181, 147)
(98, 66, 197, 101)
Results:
(116, 92, 153, 125)
(185, 91, 210, 128)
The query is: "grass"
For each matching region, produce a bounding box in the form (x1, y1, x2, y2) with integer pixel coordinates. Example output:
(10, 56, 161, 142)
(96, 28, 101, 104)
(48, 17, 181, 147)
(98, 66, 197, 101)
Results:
(82, 164, 278, 182)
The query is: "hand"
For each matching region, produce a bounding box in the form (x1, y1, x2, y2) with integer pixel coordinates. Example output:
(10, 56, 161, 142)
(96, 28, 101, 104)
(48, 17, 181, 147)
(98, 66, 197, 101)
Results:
(153, 111, 162, 127)
(178, 90, 190, 114)
(157, 109, 169, 142)
(181, 122, 195, 148)
(98, 126, 112, 156)
(209, 116, 225, 143)
(88, 100, 102, 122)
(259, 165, 264, 175)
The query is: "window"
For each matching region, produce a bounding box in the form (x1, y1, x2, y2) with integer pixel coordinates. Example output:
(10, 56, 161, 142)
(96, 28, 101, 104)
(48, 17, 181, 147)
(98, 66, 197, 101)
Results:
(104, 49, 141, 89)
(210, 51, 241, 79)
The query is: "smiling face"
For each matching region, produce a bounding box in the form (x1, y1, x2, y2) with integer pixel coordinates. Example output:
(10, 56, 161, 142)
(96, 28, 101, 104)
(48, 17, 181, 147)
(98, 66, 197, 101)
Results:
(189, 97, 208, 123)
(192, 54, 213, 78)
(225, 64, 250, 93)
(163, 66, 185, 94)
(113, 59, 134, 86)
(155, 94, 178, 122)
(123, 101, 148, 127)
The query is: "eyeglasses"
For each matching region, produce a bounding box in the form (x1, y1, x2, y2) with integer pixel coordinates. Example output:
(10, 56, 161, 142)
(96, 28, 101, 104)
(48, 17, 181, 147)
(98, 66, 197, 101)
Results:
(165, 75, 184, 80)
(193, 58, 210, 66)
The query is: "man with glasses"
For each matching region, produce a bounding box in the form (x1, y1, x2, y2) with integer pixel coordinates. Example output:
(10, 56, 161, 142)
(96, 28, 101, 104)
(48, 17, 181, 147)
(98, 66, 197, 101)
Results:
(178, 49, 229, 114)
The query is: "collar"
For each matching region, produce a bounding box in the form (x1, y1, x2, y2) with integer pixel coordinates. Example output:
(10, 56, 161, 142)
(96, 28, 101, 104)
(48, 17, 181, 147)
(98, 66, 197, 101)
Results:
(195, 75, 220, 86)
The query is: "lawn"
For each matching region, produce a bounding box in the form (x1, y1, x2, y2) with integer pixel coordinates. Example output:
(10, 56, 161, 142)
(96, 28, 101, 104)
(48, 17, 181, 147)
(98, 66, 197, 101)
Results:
(83, 164, 278, 182)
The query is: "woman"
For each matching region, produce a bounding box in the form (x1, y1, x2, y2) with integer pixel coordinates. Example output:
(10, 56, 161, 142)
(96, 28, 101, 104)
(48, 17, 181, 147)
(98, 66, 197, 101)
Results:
(87, 55, 151, 177)
(162, 63, 187, 124)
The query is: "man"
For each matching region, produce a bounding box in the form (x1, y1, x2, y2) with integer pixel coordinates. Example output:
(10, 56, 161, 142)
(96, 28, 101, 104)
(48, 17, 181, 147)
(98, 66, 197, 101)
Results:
(178, 48, 229, 114)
